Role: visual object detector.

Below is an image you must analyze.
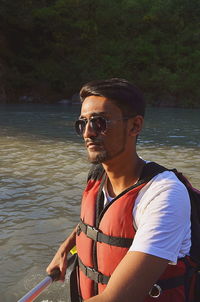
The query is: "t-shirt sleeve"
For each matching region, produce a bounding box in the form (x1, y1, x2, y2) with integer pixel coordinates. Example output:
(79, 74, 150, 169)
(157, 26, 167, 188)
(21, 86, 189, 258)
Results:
(129, 172, 191, 264)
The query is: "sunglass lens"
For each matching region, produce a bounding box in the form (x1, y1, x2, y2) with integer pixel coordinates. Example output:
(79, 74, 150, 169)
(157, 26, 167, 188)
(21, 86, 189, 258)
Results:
(75, 117, 107, 136)
(91, 117, 107, 133)
(75, 120, 85, 136)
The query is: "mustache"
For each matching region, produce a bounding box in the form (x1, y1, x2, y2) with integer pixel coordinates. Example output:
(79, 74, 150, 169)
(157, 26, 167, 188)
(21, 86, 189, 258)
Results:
(85, 138, 103, 144)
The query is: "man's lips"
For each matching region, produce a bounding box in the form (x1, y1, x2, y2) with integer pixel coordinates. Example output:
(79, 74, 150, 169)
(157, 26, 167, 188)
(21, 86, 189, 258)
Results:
(87, 142, 101, 148)
(85, 140, 102, 149)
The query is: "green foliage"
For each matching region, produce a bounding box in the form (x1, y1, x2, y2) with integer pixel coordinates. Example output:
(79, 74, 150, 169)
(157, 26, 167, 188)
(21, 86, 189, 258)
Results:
(0, 0, 200, 106)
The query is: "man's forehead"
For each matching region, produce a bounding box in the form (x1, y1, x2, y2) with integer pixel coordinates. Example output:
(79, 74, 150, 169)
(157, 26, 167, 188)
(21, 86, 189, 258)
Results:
(80, 95, 120, 117)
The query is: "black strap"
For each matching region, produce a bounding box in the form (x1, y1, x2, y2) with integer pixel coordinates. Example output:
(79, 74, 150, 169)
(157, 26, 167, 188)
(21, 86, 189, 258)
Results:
(149, 274, 186, 298)
(78, 255, 186, 291)
(194, 271, 200, 302)
(157, 275, 185, 290)
(68, 254, 82, 302)
(94, 174, 107, 296)
(78, 257, 110, 284)
(79, 219, 133, 248)
(139, 162, 167, 182)
(95, 173, 106, 226)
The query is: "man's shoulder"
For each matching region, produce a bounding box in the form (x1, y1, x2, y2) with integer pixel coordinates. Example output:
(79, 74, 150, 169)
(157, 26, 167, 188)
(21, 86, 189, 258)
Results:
(141, 169, 189, 202)
(151, 170, 186, 188)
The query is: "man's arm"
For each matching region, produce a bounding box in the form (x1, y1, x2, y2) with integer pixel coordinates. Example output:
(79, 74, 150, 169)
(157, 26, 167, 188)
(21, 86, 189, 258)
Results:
(85, 251, 168, 302)
(46, 226, 77, 280)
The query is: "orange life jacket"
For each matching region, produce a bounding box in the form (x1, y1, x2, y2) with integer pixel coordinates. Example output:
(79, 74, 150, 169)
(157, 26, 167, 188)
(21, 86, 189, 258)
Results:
(76, 166, 192, 301)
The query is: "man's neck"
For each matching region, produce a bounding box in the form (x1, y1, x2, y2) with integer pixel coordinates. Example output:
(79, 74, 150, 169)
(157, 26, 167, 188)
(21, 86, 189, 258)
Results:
(102, 155, 145, 197)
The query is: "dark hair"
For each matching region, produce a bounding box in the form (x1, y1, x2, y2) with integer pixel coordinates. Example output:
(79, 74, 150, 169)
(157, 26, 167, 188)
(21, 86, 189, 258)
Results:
(80, 78, 145, 117)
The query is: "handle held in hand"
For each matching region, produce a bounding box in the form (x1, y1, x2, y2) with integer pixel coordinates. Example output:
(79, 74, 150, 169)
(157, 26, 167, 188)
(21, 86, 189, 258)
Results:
(17, 269, 61, 302)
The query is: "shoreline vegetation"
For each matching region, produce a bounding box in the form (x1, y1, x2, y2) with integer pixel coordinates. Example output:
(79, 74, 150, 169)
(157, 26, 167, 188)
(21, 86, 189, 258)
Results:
(0, 0, 200, 108)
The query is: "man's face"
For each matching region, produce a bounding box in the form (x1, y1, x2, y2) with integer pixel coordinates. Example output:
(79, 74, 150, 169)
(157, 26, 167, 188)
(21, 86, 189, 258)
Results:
(79, 96, 128, 164)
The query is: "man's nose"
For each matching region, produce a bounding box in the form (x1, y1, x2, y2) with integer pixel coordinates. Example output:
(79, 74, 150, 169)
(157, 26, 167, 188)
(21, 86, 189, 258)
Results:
(83, 121, 97, 138)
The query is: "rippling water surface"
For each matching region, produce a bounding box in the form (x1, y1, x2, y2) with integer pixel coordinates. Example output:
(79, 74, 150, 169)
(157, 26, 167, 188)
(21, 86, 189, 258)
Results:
(0, 104, 199, 301)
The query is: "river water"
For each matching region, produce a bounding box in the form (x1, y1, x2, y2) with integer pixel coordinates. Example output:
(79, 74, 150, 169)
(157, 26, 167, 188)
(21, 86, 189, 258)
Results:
(0, 104, 199, 302)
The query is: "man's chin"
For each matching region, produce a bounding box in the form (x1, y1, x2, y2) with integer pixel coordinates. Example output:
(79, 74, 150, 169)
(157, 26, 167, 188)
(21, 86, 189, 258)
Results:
(88, 151, 107, 164)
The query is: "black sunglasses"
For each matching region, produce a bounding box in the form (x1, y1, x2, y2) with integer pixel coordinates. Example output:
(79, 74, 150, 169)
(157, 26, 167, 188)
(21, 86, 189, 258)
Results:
(75, 116, 130, 136)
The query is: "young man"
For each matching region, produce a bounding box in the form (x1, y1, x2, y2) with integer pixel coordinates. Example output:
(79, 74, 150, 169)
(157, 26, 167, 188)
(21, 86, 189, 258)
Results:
(47, 78, 191, 302)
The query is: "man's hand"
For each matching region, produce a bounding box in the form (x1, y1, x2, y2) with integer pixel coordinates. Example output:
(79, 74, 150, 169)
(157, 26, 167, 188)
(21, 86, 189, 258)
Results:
(46, 226, 77, 281)
(46, 242, 68, 281)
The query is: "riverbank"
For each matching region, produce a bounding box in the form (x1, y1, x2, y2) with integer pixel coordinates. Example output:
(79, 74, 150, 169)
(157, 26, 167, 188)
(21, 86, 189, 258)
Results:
(0, 87, 199, 108)
(1, 96, 199, 108)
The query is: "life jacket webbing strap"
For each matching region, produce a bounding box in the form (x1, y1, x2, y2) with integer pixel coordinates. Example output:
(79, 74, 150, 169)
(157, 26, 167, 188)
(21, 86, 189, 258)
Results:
(78, 257, 110, 284)
(79, 219, 133, 247)
(157, 275, 185, 290)
(78, 255, 186, 291)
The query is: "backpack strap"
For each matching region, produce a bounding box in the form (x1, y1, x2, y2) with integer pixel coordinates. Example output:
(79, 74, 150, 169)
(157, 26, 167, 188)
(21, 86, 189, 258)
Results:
(139, 162, 168, 182)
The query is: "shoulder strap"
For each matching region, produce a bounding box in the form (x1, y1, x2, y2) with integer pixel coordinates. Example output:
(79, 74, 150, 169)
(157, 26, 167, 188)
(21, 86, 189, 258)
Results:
(139, 162, 168, 182)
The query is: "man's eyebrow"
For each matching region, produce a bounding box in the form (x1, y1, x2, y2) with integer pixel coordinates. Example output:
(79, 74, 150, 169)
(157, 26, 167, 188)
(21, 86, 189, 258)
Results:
(79, 112, 107, 118)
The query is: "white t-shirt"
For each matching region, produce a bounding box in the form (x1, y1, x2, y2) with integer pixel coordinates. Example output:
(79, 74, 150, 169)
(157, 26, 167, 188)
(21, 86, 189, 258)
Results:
(103, 170, 191, 264)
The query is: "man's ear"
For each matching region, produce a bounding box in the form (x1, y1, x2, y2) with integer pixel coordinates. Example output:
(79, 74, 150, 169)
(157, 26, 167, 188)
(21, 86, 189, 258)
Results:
(129, 115, 144, 136)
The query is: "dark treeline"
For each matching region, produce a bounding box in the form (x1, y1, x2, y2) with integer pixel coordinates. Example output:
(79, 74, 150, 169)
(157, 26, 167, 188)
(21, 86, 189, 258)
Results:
(0, 0, 200, 107)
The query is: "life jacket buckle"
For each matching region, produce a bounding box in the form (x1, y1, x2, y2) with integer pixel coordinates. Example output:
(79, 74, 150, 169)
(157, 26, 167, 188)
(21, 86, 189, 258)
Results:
(149, 284, 162, 298)
(86, 266, 100, 283)
(77, 224, 81, 236)
(86, 225, 99, 241)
